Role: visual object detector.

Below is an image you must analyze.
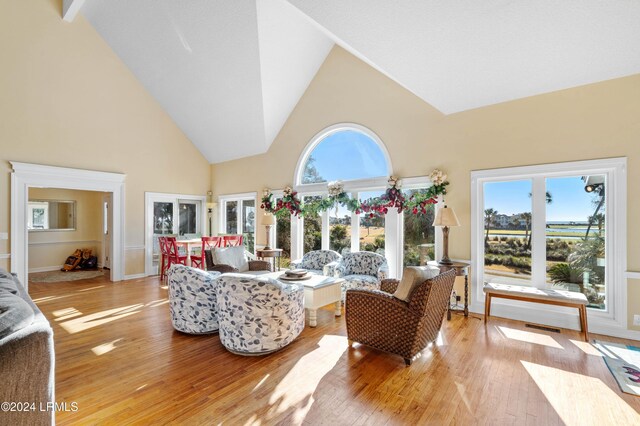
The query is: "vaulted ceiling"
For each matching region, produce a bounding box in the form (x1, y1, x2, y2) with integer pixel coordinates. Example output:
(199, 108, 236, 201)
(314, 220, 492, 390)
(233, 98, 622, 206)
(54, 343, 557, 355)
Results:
(80, 1, 640, 163)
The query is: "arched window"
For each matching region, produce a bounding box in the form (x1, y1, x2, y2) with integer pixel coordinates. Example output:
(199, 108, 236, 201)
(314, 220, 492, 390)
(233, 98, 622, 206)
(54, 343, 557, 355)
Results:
(296, 124, 392, 187)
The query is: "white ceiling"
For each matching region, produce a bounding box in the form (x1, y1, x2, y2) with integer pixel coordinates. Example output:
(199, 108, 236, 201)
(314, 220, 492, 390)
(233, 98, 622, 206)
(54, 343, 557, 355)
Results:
(82, 0, 332, 163)
(81, 1, 640, 163)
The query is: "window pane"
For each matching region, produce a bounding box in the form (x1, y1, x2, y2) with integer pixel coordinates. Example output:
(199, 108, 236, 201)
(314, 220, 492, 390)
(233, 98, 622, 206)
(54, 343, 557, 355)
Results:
(403, 189, 435, 266)
(546, 176, 606, 309)
(483, 180, 532, 286)
(303, 196, 322, 253)
(242, 200, 255, 253)
(179, 202, 197, 235)
(358, 191, 385, 254)
(329, 203, 351, 254)
(301, 130, 388, 184)
(154, 202, 174, 234)
(153, 202, 174, 271)
(275, 198, 291, 268)
(225, 201, 238, 234)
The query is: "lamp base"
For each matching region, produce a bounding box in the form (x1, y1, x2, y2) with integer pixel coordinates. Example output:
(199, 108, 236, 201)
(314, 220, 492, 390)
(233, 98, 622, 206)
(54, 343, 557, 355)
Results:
(263, 246, 272, 251)
(438, 258, 453, 266)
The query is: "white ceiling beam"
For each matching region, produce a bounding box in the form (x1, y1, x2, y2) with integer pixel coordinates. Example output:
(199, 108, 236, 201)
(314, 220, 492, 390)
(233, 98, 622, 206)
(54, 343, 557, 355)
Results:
(63, 0, 86, 23)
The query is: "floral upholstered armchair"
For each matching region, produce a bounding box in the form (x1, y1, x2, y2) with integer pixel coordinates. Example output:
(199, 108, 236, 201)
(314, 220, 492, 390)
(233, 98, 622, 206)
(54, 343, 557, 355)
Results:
(290, 250, 342, 275)
(215, 274, 305, 355)
(333, 251, 388, 299)
(167, 264, 221, 334)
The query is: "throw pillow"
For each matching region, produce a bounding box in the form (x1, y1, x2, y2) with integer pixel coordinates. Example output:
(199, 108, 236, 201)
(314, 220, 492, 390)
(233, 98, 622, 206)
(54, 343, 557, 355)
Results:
(393, 266, 440, 302)
(214, 246, 249, 272)
(0, 292, 35, 340)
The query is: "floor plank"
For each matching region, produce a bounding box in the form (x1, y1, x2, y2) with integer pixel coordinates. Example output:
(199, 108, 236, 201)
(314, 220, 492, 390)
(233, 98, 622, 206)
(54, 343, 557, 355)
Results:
(27, 273, 640, 425)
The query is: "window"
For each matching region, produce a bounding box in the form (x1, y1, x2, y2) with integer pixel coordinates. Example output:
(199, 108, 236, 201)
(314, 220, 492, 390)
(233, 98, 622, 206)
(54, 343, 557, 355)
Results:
(299, 129, 389, 184)
(302, 195, 322, 254)
(358, 190, 385, 253)
(471, 158, 626, 330)
(330, 202, 351, 254)
(403, 188, 436, 266)
(286, 124, 437, 277)
(219, 193, 257, 254)
(274, 195, 292, 268)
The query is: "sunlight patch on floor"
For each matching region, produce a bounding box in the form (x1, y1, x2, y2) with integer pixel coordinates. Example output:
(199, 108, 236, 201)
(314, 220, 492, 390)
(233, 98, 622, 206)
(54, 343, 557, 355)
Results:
(497, 326, 563, 349)
(521, 360, 640, 424)
(32, 294, 72, 303)
(267, 335, 348, 424)
(145, 299, 169, 308)
(59, 304, 143, 334)
(91, 338, 124, 356)
(570, 340, 604, 357)
(76, 285, 106, 292)
(52, 307, 83, 322)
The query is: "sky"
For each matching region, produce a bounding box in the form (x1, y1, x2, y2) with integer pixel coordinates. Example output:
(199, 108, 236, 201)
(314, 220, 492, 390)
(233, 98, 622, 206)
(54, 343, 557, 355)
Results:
(484, 176, 604, 222)
(304, 130, 388, 183)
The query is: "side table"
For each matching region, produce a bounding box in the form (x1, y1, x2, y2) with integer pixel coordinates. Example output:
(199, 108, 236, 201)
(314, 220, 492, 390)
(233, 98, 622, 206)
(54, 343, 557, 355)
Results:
(256, 248, 283, 271)
(428, 260, 470, 320)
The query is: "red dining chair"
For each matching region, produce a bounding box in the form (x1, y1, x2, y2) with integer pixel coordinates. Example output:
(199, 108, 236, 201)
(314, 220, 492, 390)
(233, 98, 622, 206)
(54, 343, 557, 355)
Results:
(165, 236, 188, 273)
(191, 236, 224, 269)
(224, 235, 244, 247)
(158, 236, 168, 281)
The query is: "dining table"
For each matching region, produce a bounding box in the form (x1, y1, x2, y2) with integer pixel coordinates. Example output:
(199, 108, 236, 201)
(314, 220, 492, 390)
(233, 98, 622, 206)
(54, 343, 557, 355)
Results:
(175, 238, 203, 264)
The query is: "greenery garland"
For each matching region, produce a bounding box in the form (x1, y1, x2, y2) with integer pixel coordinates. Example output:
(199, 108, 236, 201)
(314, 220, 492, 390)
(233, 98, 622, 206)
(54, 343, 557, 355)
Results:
(260, 170, 449, 218)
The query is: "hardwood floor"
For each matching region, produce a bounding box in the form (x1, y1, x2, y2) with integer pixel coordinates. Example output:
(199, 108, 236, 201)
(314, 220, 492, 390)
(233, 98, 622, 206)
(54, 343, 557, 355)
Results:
(29, 274, 640, 425)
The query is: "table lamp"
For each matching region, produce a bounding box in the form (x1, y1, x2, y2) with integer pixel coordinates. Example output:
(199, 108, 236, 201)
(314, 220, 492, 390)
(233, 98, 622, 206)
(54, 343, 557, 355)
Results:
(261, 213, 276, 250)
(433, 205, 460, 265)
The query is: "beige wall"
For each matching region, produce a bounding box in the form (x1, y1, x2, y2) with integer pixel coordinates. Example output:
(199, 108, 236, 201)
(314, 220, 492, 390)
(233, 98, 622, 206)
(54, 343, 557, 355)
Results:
(28, 188, 105, 271)
(0, 0, 211, 276)
(211, 46, 640, 331)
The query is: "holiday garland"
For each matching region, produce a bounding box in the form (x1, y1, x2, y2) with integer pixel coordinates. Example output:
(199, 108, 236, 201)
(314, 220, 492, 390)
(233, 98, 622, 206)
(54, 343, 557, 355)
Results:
(260, 169, 449, 218)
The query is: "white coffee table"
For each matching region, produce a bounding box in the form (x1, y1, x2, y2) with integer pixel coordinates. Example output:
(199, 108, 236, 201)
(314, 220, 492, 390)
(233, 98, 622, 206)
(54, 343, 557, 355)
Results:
(264, 272, 344, 327)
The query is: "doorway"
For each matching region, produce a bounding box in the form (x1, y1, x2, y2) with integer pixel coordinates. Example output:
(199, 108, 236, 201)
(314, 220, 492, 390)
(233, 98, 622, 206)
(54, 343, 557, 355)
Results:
(11, 162, 125, 290)
(145, 192, 206, 276)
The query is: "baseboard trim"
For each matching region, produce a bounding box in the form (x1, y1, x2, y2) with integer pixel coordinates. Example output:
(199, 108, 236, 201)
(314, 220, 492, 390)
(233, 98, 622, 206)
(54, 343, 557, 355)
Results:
(124, 273, 146, 280)
(29, 266, 62, 273)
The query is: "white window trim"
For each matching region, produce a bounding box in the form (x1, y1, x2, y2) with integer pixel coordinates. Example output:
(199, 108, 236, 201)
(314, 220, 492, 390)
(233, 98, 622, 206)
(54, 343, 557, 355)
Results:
(470, 157, 627, 336)
(144, 192, 207, 276)
(218, 192, 257, 254)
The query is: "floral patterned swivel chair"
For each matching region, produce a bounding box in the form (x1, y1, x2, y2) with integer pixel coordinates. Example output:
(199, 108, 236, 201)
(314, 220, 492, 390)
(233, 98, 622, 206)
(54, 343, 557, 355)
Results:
(215, 274, 305, 355)
(290, 250, 342, 275)
(333, 251, 388, 300)
(167, 264, 221, 334)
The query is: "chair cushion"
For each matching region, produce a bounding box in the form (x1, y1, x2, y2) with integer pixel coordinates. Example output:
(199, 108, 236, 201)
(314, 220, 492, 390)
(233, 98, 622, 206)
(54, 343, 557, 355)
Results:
(214, 246, 249, 272)
(393, 266, 441, 302)
(0, 292, 34, 339)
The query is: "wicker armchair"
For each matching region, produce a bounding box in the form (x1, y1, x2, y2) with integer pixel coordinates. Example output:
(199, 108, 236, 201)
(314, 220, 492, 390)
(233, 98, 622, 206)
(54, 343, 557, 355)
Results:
(204, 249, 271, 274)
(345, 269, 456, 365)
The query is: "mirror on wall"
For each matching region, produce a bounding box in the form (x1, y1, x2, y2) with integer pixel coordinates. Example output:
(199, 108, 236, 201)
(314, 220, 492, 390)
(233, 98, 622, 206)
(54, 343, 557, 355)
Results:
(27, 200, 76, 231)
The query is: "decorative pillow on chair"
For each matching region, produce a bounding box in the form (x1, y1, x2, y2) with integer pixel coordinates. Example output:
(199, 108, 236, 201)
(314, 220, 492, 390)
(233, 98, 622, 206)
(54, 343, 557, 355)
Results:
(393, 266, 440, 302)
(214, 246, 249, 272)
